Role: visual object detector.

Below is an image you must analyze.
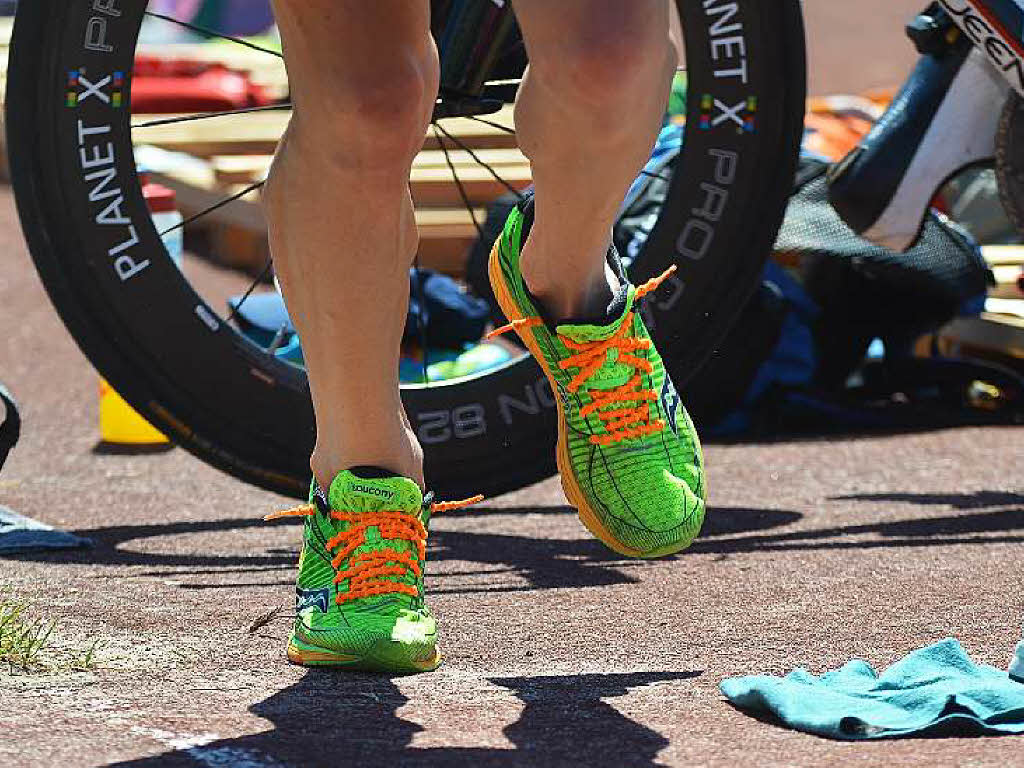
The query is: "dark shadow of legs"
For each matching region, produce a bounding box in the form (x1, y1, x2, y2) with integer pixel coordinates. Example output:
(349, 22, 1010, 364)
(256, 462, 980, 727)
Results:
(0, 508, 804, 595)
(107, 669, 700, 768)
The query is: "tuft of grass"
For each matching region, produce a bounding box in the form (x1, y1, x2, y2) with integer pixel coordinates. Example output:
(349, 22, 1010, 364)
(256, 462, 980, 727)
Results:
(0, 599, 57, 672)
(69, 638, 103, 672)
(0, 597, 103, 674)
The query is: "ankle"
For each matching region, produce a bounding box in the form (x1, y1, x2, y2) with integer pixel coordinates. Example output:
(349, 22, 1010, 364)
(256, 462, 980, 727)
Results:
(526, 280, 610, 322)
(311, 429, 424, 492)
(521, 246, 615, 322)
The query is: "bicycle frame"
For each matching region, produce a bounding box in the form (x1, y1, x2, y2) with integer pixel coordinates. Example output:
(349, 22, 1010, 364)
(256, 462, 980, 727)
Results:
(940, 0, 1024, 94)
(827, 1, 1024, 251)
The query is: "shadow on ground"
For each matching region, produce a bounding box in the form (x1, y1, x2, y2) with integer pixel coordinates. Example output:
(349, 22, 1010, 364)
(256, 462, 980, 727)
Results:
(0, 507, 801, 595)
(832, 491, 1024, 509)
(6, 495, 1024, 590)
(687, 492, 1024, 555)
(110, 670, 700, 768)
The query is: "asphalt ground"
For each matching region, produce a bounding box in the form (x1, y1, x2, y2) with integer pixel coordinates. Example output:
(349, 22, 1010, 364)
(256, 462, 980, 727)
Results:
(3, 3, 1024, 766)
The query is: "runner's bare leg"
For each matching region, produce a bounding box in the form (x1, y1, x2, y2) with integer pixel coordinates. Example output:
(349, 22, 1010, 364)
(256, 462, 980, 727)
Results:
(264, 1, 437, 488)
(265, 1, 674, 485)
(512, 0, 677, 320)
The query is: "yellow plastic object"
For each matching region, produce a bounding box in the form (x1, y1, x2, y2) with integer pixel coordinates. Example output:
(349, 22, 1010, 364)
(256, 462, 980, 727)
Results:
(98, 378, 169, 445)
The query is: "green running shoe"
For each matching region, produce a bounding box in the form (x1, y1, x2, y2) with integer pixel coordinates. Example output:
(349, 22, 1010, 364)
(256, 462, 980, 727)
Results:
(488, 199, 706, 558)
(266, 468, 478, 673)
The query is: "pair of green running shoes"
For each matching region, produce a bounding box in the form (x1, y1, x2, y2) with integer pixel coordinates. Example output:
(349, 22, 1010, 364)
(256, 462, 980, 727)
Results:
(268, 200, 707, 673)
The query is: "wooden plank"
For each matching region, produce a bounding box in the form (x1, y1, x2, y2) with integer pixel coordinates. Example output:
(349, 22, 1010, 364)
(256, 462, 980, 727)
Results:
(155, 158, 481, 275)
(209, 156, 273, 186)
(133, 111, 289, 157)
(151, 169, 266, 234)
(990, 264, 1023, 300)
(985, 298, 1024, 319)
(132, 106, 517, 157)
(426, 112, 517, 150)
(154, 162, 483, 238)
(980, 246, 1024, 300)
(982, 245, 1024, 266)
(410, 164, 531, 206)
(208, 151, 530, 207)
(414, 148, 528, 169)
(209, 148, 530, 185)
(414, 208, 486, 239)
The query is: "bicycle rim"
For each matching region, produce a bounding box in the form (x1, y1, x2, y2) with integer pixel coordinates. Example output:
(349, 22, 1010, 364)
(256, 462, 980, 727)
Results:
(7, 1, 805, 498)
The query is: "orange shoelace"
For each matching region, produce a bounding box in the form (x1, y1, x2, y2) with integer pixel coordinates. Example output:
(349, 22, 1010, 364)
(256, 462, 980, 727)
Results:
(488, 265, 677, 447)
(264, 495, 482, 604)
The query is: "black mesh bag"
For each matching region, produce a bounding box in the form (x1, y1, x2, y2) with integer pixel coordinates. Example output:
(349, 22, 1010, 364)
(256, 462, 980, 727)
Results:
(466, 157, 1019, 432)
(776, 158, 992, 387)
(650, 156, 1017, 430)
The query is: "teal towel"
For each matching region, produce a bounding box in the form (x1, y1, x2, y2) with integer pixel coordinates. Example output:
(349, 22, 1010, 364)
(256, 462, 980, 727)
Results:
(721, 639, 1024, 739)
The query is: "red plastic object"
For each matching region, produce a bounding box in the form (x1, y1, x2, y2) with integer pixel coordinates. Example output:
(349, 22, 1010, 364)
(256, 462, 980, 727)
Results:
(131, 55, 273, 114)
(143, 183, 178, 214)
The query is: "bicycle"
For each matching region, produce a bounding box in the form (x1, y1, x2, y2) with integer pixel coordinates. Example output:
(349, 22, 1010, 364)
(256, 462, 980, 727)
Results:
(829, 0, 1024, 252)
(7, 0, 805, 498)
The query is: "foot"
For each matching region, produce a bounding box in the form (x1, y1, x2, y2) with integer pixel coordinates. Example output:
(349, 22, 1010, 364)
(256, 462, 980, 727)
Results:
(266, 468, 476, 673)
(488, 198, 706, 558)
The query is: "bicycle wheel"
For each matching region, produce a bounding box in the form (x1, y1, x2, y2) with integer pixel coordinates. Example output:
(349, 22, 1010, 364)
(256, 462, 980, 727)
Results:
(8, 1, 805, 499)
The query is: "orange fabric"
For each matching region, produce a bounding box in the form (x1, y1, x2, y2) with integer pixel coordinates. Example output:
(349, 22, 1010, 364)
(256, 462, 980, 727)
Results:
(484, 317, 540, 340)
(326, 510, 427, 603)
(803, 112, 874, 161)
(432, 495, 484, 513)
(264, 504, 318, 521)
(264, 495, 482, 604)
(488, 266, 678, 446)
(802, 91, 894, 162)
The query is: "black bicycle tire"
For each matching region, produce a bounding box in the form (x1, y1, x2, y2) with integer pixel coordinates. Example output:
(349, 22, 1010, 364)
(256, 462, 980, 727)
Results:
(8, 1, 805, 500)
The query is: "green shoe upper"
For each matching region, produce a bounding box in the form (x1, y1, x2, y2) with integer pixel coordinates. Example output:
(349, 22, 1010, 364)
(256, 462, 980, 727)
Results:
(492, 201, 706, 557)
(286, 469, 440, 666)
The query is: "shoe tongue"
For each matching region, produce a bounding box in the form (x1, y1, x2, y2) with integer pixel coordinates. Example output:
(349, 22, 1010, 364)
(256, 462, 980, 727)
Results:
(555, 286, 636, 391)
(555, 284, 633, 344)
(327, 468, 423, 515)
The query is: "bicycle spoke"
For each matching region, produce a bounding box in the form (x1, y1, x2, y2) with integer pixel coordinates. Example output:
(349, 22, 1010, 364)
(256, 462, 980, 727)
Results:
(143, 11, 283, 58)
(465, 114, 516, 136)
(483, 71, 683, 91)
(158, 178, 266, 237)
(226, 257, 275, 325)
(135, 10, 530, 385)
(133, 103, 291, 129)
(431, 124, 484, 242)
(431, 121, 525, 202)
(415, 119, 520, 385)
